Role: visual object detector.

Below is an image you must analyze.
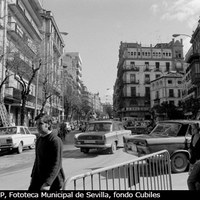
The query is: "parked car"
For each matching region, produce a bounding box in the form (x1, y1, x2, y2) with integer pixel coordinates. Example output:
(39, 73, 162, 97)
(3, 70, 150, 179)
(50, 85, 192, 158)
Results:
(123, 120, 200, 173)
(0, 126, 36, 154)
(74, 120, 131, 154)
(28, 127, 40, 139)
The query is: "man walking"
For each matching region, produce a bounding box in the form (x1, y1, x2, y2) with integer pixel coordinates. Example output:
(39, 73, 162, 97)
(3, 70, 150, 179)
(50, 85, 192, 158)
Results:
(28, 113, 65, 191)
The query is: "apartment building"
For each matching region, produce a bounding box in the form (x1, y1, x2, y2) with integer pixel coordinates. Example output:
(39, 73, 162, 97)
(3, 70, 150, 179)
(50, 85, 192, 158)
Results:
(0, 0, 65, 125)
(114, 39, 185, 120)
(40, 9, 65, 120)
(182, 19, 200, 119)
(150, 71, 183, 107)
(62, 52, 82, 96)
(0, 0, 43, 125)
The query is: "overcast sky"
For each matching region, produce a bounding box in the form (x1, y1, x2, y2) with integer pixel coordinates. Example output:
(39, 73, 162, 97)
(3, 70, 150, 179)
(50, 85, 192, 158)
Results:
(42, 0, 200, 102)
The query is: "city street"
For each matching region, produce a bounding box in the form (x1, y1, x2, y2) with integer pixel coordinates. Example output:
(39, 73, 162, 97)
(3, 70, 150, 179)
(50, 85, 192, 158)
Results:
(0, 130, 188, 190)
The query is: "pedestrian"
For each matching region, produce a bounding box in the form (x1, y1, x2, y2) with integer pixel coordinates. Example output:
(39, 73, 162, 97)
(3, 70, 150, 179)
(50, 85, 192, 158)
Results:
(28, 113, 65, 191)
(58, 122, 68, 141)
(187, 123, 200, 190)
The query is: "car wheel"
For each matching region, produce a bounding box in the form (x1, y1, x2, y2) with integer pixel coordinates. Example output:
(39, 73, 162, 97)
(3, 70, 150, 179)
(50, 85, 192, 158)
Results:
(29, 139, 36, 149)
(109, 142, 117, 154)
(81, 148, 90, 154)
(17, 142, 23, 154)
(171, 153, 189, 173)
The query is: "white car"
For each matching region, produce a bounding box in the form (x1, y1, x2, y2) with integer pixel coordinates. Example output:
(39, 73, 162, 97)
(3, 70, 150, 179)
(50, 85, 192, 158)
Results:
(0, 126, 36, 154)
(74, 120, 131, 154)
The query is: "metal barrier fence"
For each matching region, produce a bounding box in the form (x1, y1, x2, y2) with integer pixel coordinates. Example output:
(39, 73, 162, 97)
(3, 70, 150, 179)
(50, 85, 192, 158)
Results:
(63, 150, 172, 190)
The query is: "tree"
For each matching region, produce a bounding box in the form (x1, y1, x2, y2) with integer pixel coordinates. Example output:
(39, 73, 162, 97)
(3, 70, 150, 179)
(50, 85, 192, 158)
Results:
(8, 55, 41, 125)
(104, 104, 113, 119)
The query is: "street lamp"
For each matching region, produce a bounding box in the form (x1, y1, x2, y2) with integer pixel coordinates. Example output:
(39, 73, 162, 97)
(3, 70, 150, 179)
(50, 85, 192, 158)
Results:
(172, 34, 192, 38)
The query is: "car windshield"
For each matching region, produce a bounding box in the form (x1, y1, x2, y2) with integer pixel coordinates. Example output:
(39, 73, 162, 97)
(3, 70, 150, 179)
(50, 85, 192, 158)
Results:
(0, 127, 17, 135)
(87, 123, 111, 132)
(150, 123, 181, 137)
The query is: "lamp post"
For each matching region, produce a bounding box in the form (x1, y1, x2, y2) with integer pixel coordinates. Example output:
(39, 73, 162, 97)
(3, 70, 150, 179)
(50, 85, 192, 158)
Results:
(172, 34, 191, 38)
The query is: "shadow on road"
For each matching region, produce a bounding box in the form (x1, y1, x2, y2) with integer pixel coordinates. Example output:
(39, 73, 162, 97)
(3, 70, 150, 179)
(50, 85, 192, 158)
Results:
(62, 148, 119, 159)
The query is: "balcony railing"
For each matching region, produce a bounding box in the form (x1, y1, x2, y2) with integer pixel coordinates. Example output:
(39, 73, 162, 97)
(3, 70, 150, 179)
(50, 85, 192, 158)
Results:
(7, 22, 36, 54)
(123, 65, 139, 71)
(123, 80, 140, 84)
(8, 0, 42, 40)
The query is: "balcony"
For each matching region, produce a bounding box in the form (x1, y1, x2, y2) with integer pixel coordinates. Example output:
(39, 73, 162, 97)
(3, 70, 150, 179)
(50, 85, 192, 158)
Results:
(7, 22, 36, 56)
(8, 0, 42, 40)
(122, 106, 150, 112)
(144, 79, 150, 84)
(187, 52, 200, 64)
(191, 73, 200, 84)
(123, 80, 140, 84)
(144, 68, 151, 72)
(123, 65, 139, 71)
(53, 38, 64, 56)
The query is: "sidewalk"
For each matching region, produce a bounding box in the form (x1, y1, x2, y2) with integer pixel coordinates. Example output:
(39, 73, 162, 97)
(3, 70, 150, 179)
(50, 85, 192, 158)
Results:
(171, 172, 188, 190)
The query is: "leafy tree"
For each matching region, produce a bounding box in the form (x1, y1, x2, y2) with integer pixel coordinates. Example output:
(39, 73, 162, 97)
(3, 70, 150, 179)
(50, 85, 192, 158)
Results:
(104, 104, 113, 119)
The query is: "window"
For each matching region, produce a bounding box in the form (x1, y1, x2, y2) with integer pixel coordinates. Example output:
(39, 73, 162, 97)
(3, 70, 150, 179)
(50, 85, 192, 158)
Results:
(166, 62, 170, 71)
(145, 87, 150, 98)
(130, 74, 136, 83)
(145, 74, 150, 83)
(175, 50, 182, 58)
(131, 87, 136, 97)
(20, 128, 26, 135)
(168, 80, 172, 84)
(145, 62, 149, 70)
(169, 89, 174, 97)
(156, 74, 160, 79)
(156, 91, 159, 99)
(155, 62, 160, 70)
(178, 89, 181, 97)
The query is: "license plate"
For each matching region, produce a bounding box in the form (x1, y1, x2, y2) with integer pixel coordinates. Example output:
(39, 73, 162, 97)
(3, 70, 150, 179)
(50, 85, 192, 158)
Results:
(84, 140, 96, 143)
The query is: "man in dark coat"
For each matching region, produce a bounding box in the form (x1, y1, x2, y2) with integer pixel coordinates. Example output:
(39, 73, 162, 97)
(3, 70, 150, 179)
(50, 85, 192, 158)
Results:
(28, 113, 65, 191)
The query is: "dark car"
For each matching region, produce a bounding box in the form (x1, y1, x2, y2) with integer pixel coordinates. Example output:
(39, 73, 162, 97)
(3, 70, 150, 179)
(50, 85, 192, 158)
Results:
(74, 120, 131, 154)
(28, 127, 40, 139)
(123, 120, 200, 173)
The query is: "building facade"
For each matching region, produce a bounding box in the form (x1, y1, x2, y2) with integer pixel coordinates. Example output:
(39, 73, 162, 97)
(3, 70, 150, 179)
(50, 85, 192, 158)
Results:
(151, 71, 183, 107)
(0, 0, 65, 125)
(63, 52, 82, 96)
(182, 19, 200, 119)
(114, 39, 185, 120)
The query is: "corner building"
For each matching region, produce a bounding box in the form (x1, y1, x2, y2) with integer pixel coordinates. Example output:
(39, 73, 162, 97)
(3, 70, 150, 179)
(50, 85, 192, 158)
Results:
(113, 39, 185, 120)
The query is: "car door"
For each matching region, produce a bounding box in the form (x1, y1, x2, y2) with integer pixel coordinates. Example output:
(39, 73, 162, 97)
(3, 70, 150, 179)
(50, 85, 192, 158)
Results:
(19, 127, 29, 146)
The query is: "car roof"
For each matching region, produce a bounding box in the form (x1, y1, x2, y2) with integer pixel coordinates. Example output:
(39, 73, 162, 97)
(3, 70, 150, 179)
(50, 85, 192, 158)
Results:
(89, 120, 121, 124)
(0, 126, 27, 128)
(158, 120, 200, 125)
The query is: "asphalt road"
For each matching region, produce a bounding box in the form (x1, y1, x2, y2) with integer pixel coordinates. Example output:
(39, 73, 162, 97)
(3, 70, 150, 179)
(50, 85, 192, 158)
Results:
(0, 130, 189, 190)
